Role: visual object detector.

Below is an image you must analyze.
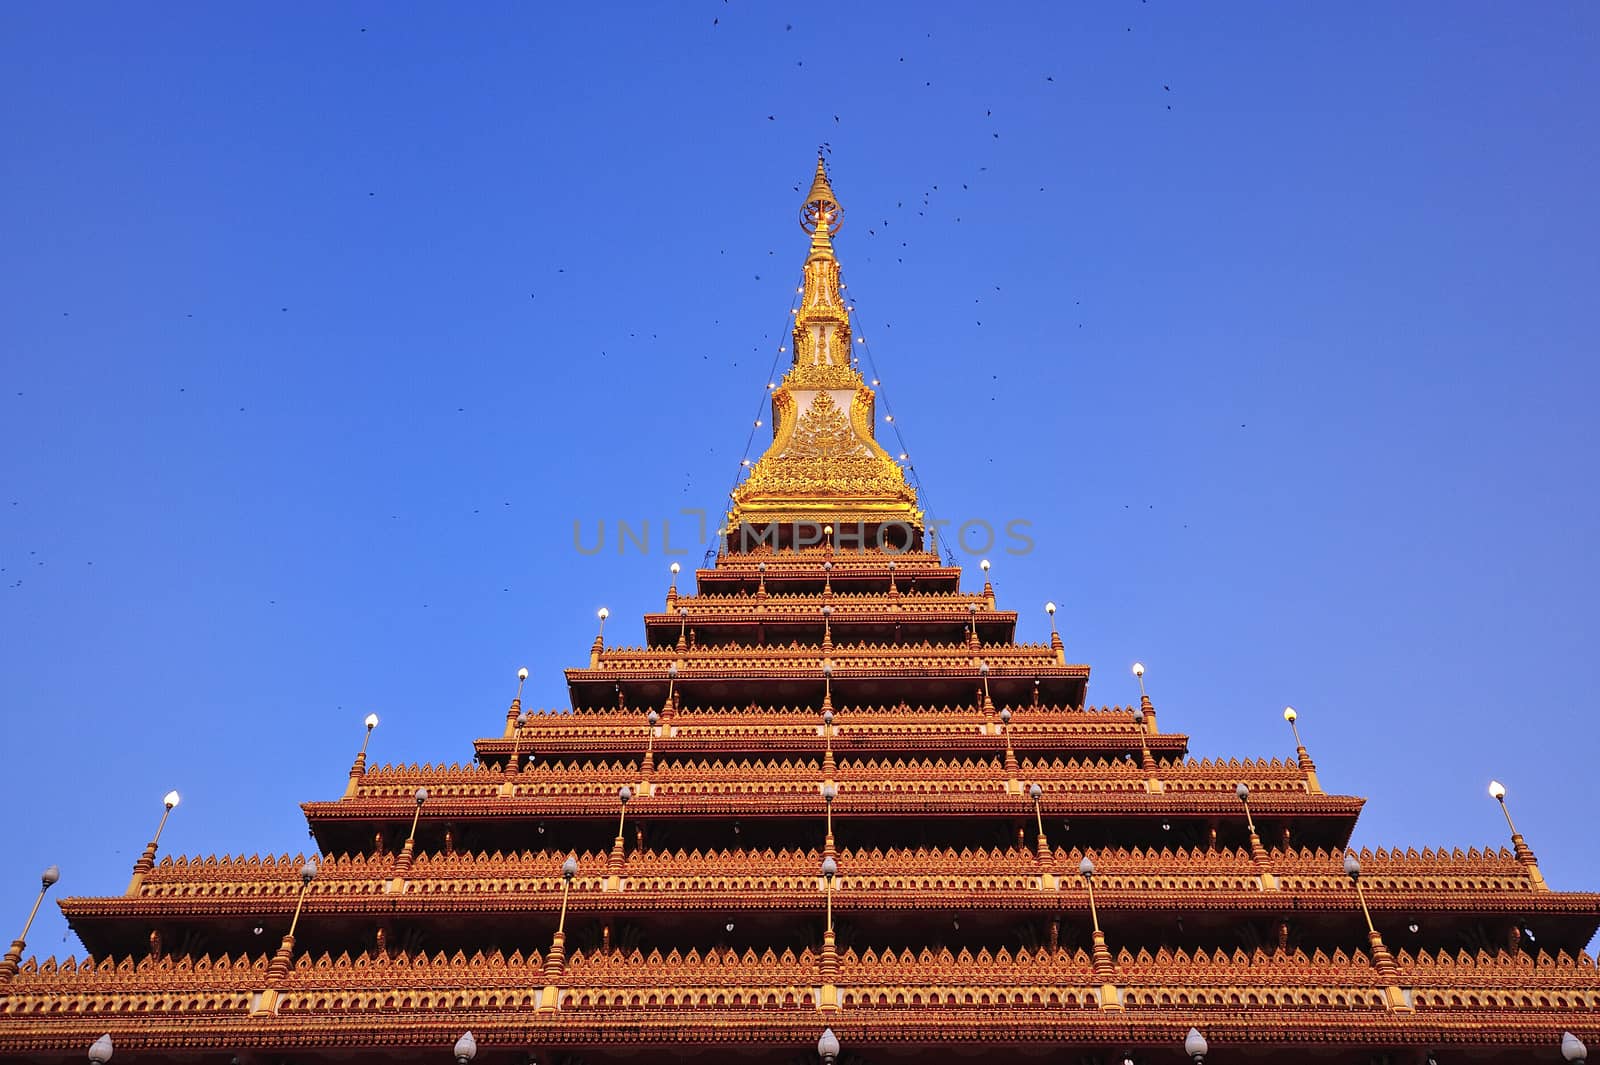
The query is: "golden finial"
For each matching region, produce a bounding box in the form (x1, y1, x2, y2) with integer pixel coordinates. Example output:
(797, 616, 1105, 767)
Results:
(800, 154, 842, 253)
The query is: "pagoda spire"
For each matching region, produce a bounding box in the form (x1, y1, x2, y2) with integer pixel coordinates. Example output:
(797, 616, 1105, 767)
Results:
(725, 154, 921, 543)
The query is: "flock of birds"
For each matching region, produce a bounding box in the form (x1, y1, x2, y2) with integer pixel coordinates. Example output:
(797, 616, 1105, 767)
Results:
(6, 10, 1204, 602)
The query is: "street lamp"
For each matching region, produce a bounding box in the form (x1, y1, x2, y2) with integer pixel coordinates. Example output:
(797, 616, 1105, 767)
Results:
(1487, 780, 1546, 887)
(669, 561, 681, 597)
(87, 1035, 113, 1063)
(1562, 1031, 1588, 1063)
(287, 860, 319, 940)
(453, 1030, 477, 1064)
(821, 855, 838, 931)
(359, 713, 380, 759)
(821, 781, 838, 856)
(1184, 1027, 1208, 1064)
(0, 865, 61, 982)
(348, 712, 381, 797)
(819, 855, 840, 1001)
(1081, 850, 1120, 991)
(617, 785, 632, 839)
(818, 1027, 840, 1065)
(999, 703, 1018, 785)
(1343, 851, 1409, 1010)
(1045, 601, 1057, 634)
(1235, 782, 1257, 835)
(540, 855, 580, 1009)
(1028, 783, 1050, 861)
(404, 787, 428, 849)
(822, 707, 836, 777)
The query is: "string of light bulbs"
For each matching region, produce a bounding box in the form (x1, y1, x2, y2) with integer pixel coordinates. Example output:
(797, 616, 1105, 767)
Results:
(843, 288, 958, 567)
(716, 271, 957, 567)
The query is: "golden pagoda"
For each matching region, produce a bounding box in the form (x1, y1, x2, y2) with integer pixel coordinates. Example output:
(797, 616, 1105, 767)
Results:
(2, 157, 1598, 1065)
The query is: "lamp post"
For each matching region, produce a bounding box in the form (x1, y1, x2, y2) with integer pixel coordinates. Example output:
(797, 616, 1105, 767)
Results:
(823, 559, 833, 594)
(1045, 601, 1063, 662)
(255, 858, 319, 1015)
(822, 708, 836, 776)
(1028, 783, 1051, 864)
(669, 560, 681, 600)
(1131, 704, 1158, 786)
(1282, 706, 1321, 793)
(0, 865, 60, 982)
(286, 860, 318, 943)
(820, 855, 839, 1008)
(980, 557, 993, 605)
(1184, 1027, 1208, 1064)
(506, 708, 526, 771)
(818, 1026, 840, 1065)
(1131, 661, 1157, 731)
(348, 712, 381, 796)
(1235, 783, 1273, 885)
(606, 785, 632, 889)
(642, 708, 660, 784)
(591, 607, 609, 667)
(1562, 1031, 1588, 1063)
(821, 604, 834, 654)
(504, 666, 529, 738)
(539, 855, 579, 1010)
(1343, 852, 1411, 1012)
(664, 662, 679, 718)
(453, 1032, 477, 1064)
(404, 788, 428, 852)
(87, 1035, 112, 1063)
(822, 781, 838, 858)
(676, 605, 689, 652)
(998, 698, 1019, 792)
(967, 601, 979, 648)
(1489, 780, 1548, 888)
(887, 558, 898, 594)
(821, 659, 834, 711)
(126, 790, 181, 893)
(757, 560, 768, 596)
(1080, 856, 1122, 1009)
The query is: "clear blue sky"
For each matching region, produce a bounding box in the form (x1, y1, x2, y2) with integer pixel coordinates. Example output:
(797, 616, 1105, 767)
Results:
(3, 3, 1597, 957)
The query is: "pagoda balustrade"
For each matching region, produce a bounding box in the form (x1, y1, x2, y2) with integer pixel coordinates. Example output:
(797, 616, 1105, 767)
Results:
(647, 591, 1003, 610)
(586, 647, 1067, 672)
(5, 944, 1597, 1023)
(93, 845, 1568, 911)
(351, 755, 1312, 792)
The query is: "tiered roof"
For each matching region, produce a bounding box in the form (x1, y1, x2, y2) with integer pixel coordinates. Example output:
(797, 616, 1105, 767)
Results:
(1, 158, 1595, 1064)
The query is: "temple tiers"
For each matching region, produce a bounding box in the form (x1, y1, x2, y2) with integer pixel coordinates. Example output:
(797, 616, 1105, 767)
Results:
(1, 158, 1597, 1064)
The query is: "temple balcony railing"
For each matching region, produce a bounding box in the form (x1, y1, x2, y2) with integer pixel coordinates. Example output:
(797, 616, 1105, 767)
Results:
(584, 645, 1066, 671)
(353, 755, 1305, 791)
(94, 844, 1560, 903)
(4, 944, 1598, 1020)
(517, 703, 1157, 722)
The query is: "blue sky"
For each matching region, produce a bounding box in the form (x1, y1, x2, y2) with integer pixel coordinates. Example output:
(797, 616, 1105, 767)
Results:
(2, 3, 1597, 956)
